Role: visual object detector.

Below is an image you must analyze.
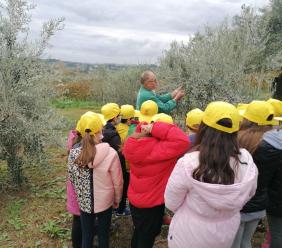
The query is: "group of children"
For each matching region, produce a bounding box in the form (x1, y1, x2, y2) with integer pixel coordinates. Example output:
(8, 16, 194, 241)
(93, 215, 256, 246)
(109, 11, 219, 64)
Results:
(66, 94, 282, 248)
(67, 67, 282, 248)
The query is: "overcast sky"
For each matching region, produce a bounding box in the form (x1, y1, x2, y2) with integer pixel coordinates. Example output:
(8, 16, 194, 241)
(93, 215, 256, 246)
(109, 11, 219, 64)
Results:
(31, 0, 269, 64)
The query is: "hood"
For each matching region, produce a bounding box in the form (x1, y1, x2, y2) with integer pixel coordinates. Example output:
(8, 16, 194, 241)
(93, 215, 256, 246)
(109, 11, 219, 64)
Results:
(184, 149, 257, 211)
(92, 143, 111, 167)
(263, 129, 282, 150)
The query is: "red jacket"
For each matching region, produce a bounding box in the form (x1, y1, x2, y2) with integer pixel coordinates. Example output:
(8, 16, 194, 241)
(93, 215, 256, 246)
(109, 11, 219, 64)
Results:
(123, 122, 190, 208)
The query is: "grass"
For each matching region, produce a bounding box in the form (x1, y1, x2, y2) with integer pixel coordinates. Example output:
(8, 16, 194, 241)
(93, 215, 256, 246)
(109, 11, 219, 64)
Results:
(0, 99, 267, 247)
(51, 98, 100, 109)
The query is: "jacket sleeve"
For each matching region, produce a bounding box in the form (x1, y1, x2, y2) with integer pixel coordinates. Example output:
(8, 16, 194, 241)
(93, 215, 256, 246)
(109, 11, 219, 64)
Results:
(147, 122, 190, 161)
(157, 93, 172, 103)
(254, 141, 282, 188)
(110, 152, 124, 204)
(165, 158, 189, 212)
(150, 94, 176, 114)
(66, 130, 77, 152)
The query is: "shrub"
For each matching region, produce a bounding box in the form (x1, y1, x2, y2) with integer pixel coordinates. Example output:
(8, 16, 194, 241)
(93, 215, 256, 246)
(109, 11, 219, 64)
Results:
(158, 3, 282, 113)
(0, 0, 64, 185)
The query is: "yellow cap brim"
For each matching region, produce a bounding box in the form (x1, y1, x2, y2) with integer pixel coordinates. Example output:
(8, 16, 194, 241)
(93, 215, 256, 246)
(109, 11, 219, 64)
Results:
(139, 114, 153, 123)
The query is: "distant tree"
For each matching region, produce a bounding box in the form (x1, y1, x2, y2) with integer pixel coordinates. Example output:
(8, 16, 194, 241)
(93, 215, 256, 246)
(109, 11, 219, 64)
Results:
(0, 0, 64, 185)
(262, 0, 282, 69)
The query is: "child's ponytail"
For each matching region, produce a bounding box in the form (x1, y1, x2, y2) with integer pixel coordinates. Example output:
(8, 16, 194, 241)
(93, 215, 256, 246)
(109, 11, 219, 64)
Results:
(74, 130, 96, 167)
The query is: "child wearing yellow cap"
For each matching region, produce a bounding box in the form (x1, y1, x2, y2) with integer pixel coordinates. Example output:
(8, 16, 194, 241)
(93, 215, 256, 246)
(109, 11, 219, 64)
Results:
(151, 113, 174, 124)
(115, 104, 137, 216)
(67, 112, 123, 248)
(267, 98, 282, 124)
(116, 105, 136, 143)
(138, 100, 159, 123)
(232, 100, 278, 248)
(185, 108, 204, 145)
(66, 111, 107, 248)
(262, 118, 282, 248)
(165, 101, 258, 248)
(101, 103, 130, 217)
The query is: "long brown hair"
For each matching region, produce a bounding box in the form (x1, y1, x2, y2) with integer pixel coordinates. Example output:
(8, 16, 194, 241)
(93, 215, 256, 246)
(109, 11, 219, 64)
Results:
(192, 119, 241, 185)
(74, 130, 96, 167)
(238, 119, 273, 154)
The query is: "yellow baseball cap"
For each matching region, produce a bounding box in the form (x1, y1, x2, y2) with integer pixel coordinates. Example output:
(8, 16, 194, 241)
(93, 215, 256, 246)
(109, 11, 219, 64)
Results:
(152, 113, 173, 124)
(77, 112, 103, 137)
(120, 105, 135, 120)
(267, 98, 282, 119)
(97, 113, 106, 126)
(76, 111, 96, 134)
(186, 108, 204, 130)
(75, 119, 82, 134)
(203, 101, 240, 133)
(101, 103, 120, 121)
(80, 111, 106, 126)
(138, 100, 158, 123)
(243, 100, 278, 126)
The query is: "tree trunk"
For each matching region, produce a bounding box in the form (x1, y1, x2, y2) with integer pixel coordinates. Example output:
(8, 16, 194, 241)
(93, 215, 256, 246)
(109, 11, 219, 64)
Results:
(7, 154, 24, 186)
(272, 73, 282, 100)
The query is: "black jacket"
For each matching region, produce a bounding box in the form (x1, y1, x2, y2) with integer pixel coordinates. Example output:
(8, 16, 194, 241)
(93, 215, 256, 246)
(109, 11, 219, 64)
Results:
(102, 122, 121, 152)
(241, 140, 282, 215)
(102, 122, 126, 173)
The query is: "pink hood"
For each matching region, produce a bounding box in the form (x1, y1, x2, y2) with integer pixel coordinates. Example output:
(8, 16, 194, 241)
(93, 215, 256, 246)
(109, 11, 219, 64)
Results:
(165, 149, 258, 248)
(186, 150, 257, 214)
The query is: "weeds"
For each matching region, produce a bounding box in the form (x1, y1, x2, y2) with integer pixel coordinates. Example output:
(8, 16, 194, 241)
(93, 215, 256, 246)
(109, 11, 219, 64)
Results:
(5, 199, 28, 231)
(8, 218, 27, 230)
(40, 220, 69, 239)
(0, 232, 9, 242)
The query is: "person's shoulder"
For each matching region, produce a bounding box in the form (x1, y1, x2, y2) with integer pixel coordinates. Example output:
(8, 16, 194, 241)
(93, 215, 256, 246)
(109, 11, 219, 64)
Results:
(140, 87, 153, 96)
(69, 146, 81, 162)
(178, 151, 200, 170)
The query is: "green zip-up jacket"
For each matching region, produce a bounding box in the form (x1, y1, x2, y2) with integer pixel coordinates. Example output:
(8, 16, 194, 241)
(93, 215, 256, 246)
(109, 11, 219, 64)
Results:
(136, 86, 177, 114)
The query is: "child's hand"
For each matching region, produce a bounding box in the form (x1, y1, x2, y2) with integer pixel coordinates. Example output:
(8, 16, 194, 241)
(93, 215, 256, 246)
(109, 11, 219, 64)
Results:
(141, 124, 152, 134)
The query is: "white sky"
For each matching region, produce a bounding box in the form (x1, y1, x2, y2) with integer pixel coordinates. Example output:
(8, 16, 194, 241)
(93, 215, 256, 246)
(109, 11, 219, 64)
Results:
(30, 0, 270, 64)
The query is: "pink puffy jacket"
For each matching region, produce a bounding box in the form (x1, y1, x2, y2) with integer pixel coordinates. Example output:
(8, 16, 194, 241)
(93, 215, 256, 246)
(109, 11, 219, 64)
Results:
(66, 130, 80, 215)
(165, 149, 258, 248)
(88, 143, 123, 213)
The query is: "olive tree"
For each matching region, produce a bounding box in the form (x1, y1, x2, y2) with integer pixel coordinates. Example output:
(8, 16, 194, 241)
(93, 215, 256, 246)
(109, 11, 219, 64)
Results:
(158, 3, 282, 113)
(0, 0, 64, 185)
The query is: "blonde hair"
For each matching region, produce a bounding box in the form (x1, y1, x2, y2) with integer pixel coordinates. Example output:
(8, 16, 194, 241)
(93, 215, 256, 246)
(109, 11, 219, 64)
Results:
(140, 70, 154, 84)
(74, 131, 97, 167)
